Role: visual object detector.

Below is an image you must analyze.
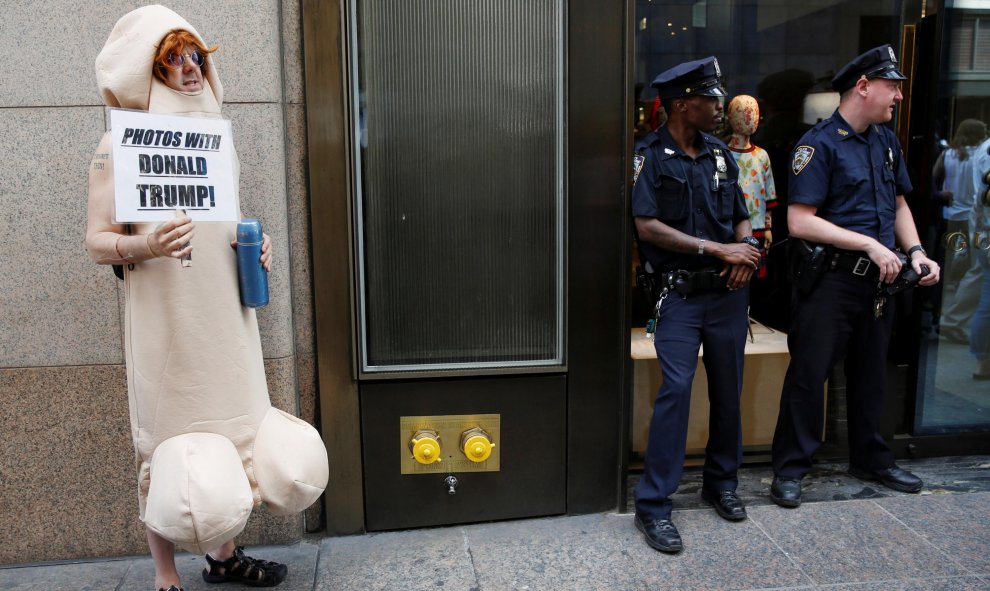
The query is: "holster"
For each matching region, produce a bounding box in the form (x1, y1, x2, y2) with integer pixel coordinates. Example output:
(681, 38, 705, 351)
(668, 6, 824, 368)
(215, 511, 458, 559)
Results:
(791, 239, 829, 295)
(635, 264, 661, 304)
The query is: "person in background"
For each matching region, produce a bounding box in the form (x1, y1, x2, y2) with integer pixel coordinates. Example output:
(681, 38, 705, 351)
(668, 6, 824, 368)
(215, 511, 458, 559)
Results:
(932, 119, 986, 344)
(968, 134, 990, 380)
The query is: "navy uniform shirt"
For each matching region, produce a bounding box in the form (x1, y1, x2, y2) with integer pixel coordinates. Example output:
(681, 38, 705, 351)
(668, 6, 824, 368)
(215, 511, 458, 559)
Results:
(789, 109, 912, 248)
(632, 125, 749, 271)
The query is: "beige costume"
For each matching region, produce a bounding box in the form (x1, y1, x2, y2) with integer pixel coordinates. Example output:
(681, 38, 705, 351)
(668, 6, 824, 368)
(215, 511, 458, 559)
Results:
(88, 5, 328, 554)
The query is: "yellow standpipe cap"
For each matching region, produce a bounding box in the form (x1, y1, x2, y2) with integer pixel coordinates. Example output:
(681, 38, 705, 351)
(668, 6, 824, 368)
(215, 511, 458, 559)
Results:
(462, 434, 494, 462)
(411, 432, 442, 465)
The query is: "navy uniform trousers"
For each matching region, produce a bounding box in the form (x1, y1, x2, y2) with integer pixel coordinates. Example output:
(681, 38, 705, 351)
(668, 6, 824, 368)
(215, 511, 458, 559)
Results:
(635, 286, 748, 521)
(772, 271, 896, 478)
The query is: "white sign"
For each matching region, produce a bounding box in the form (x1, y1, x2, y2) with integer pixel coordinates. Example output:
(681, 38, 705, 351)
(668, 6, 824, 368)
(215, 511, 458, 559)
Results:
(109, 109, 238, 223)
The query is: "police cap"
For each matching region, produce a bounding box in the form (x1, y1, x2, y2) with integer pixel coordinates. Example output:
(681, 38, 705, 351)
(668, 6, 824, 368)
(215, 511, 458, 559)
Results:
(651, 56, 725, 102)
(831, 44, 907, 92)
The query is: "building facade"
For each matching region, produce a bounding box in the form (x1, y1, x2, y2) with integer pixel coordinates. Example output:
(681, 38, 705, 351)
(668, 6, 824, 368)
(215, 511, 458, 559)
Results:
(1, 0, 987, 564)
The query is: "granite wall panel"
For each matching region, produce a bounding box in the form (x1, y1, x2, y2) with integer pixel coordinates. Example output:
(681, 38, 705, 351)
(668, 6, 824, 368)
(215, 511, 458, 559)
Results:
(0, 0, 282, 108)
(0, 107, 122, 368)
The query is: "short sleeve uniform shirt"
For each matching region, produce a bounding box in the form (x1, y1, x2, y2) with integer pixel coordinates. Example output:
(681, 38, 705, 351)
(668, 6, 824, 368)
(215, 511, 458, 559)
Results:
(789, 110, 912, 248)
(632, 126, 749, 271)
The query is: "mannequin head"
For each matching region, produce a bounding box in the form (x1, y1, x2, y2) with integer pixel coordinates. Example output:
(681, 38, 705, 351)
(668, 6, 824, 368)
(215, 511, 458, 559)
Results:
(727, 95, 760, 137)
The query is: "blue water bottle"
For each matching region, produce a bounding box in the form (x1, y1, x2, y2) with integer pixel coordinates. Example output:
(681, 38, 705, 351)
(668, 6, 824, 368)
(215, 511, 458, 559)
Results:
(236, 218, 269, 308)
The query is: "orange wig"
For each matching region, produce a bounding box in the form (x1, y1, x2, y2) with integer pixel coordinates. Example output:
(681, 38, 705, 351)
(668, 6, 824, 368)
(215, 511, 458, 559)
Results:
(152, 29, 219, 84)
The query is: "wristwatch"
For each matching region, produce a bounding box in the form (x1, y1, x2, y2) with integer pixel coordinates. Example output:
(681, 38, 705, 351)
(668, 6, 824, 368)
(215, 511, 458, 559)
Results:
(740, 236, 760, 249)
(907, 244, 926, 257)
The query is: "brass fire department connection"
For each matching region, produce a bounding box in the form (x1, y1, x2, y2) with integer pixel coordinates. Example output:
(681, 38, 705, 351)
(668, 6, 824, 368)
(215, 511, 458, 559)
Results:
(409, 429, 442, 465)
(460, 427, 494, 462)
(400, 414, 500, 474)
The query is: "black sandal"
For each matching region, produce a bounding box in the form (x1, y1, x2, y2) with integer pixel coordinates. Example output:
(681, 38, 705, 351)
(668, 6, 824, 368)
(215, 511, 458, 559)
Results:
(158, 586, 183, 591)
(202, 546, 287, 587)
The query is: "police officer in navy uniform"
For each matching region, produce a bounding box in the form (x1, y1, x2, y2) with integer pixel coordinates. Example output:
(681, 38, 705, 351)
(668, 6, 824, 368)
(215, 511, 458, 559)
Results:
(768, 45, 941, 508)
(631, 57, 762, 553)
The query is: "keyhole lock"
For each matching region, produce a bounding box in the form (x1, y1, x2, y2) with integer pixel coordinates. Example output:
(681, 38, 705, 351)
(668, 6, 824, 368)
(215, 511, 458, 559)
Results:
(444, 475, 458, 495)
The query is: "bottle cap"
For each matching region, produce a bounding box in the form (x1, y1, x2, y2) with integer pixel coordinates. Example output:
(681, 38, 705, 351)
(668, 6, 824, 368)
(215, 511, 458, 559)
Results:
(237, 218, 263, 244)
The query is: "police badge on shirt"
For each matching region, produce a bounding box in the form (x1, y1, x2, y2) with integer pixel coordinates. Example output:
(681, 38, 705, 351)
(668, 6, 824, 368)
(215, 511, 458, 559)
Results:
(792, 146, 815, 175)
(632, 154, 646, 185)
(713, 148, 728, 180)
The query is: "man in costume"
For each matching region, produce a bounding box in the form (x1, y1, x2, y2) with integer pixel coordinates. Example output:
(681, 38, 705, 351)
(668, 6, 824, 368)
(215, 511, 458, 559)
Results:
(86, 6, 329, 590)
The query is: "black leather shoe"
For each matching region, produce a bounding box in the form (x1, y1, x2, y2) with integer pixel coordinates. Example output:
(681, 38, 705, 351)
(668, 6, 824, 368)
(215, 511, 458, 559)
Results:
(848, 465, 923, 493)
(701, 488, 747, 521)
(770, 477, 802, 508)
(634, 515, 683, 553)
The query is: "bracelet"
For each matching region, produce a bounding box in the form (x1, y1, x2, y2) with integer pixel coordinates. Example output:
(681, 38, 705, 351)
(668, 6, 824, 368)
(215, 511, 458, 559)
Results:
(907, 244, 926, 257)
(115, 236, 132, 263)
(698, 239, 706, 255)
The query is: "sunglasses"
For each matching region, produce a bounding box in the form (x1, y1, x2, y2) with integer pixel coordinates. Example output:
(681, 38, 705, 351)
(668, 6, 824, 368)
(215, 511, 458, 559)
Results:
(166, 50, 206, 69)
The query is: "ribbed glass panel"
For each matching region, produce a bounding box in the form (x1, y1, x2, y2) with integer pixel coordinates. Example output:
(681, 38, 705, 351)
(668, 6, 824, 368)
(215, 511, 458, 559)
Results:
(352, 0, 564, 372)
(975, 18, 990, 71)
(950, 17, 975, 71)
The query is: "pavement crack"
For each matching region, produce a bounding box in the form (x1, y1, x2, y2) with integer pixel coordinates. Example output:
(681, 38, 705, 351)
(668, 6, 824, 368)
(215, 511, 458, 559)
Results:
(113, 560, 132, 591)
(462, 528, 481, 591)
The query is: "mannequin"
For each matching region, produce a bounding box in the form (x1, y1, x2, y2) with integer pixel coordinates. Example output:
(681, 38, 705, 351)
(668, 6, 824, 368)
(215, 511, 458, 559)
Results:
(727, 95, 777, 278)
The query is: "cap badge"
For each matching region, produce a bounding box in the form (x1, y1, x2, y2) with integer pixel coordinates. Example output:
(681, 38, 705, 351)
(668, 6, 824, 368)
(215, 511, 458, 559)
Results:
(792, 145, 815, 175)
(888, 46, 896, 62)
(713, 58, 721, 78)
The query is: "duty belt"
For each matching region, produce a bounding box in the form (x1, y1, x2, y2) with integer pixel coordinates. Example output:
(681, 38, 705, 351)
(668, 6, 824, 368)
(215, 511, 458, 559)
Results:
(658, 268, 728, 297)
(828, 250, 880, 282)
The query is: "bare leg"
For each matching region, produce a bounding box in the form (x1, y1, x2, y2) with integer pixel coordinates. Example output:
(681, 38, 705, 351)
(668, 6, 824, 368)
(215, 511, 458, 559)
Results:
(208, 539, 236, 565)
(147, 526, 181, 591)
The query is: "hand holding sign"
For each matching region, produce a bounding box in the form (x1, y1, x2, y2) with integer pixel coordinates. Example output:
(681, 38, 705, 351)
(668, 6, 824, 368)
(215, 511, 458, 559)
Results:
(148, 212, 195, 260)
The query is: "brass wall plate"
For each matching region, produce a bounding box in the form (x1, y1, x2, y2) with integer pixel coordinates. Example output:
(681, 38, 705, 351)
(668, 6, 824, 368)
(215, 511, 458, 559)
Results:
(400, 414, 501, 474)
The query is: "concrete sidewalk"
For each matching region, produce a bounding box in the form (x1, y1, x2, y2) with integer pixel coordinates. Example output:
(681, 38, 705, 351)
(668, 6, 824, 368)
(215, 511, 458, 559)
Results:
(3, 457, 988, 590)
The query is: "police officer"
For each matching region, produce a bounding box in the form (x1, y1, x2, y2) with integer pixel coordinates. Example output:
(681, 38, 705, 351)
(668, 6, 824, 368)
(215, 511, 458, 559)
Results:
(769, 45, 941, 508)
(631, 57, 761, 553)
